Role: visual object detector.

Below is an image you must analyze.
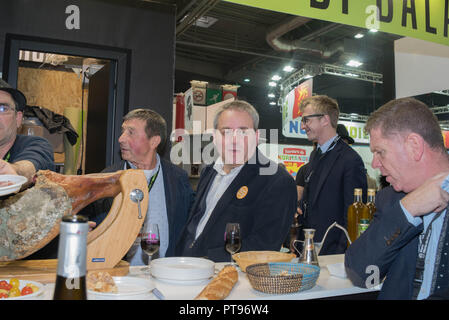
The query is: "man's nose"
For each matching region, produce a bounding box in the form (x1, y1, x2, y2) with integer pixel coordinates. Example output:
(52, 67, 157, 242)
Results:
(118, 132, 126, 143)
(371, 155, 381, 169)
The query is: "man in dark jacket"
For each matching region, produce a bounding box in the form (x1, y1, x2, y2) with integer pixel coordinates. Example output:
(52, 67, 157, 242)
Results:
(86, 108, 194, 264)
(176, 100, 297, 262)
(0, 79, 54, 183)
(345, 98, 449, 300)
(298, 95, 367, 254)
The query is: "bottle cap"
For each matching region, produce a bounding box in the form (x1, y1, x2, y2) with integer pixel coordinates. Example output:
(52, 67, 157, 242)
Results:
(62, 215, 88, 223)
(354, 188, 362, 196)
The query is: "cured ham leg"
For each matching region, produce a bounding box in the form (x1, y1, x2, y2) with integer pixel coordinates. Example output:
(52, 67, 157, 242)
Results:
(0, 170, 125, 261)
(35, 170, 124, 215)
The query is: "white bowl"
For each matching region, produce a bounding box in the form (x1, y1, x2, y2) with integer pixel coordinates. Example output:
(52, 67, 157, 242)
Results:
(150, 257, 214, 282)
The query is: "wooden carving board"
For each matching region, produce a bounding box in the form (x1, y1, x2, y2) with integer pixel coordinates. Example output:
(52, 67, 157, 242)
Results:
(0, 259, 129, 284)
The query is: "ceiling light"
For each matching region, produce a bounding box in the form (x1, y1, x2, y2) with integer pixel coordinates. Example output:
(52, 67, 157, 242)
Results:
(346, 60, 363, 68)
(243, 78, 250, 82)
(271, 75, 281, 81)
(283, 65, 295, 72)
(268, 93, 275, 98)
(269, 101, 276, 106)
(268, 81, 277, 87)
(354, 33, 364, 39)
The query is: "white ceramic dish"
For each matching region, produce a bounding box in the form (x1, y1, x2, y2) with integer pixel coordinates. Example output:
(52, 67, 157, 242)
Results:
(150, 257, 214, 282)
(0, 279, 44, 300)
(88, 276, 154, 298)
(0, 175, 27, 196)
(327, 262, 347, 278)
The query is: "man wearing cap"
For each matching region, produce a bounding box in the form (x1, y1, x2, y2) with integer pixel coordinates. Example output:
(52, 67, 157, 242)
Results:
(298, 95, 367, 255)
(0, 79, 54, 183)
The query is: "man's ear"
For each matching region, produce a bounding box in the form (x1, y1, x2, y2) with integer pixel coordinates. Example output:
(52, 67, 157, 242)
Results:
(405, 132, 424, 161)
(150, 135, 162, 150)
(15, 111, 23, 129)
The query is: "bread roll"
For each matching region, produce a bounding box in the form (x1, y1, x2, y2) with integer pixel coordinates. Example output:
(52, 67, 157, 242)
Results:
(194, 265, 238, 300)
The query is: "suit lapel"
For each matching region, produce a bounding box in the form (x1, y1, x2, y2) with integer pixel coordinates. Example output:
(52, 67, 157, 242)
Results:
(195, 160, 258, 242)
(310, 140, 343, 207)
(186, 166, 217, 224)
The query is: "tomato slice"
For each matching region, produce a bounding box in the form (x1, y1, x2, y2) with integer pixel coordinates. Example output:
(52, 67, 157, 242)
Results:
(0, 293, 8, 299)
(21, 286, 34, 296)
(0, 281, 12, 291)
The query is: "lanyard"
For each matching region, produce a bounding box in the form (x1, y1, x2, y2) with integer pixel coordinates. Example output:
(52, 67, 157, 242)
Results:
(125, 161, 160, 193)
(146, 165, 160, 193)
(302, 136, 340, 220)
(412, 211, 444, 299)
(3, 151, 10, 162)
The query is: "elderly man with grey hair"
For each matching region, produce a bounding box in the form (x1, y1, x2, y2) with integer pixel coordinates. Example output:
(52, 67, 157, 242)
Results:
(83, 108, 194, 265)
(176, 100, 297, 262)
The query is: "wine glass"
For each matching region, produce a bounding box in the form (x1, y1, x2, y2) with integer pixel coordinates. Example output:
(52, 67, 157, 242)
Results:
(140, 223, 160, 272)
(225, 223, 241, 265)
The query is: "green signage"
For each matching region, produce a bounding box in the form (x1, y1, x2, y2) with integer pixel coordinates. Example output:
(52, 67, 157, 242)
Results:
(224, 0, 449, 47)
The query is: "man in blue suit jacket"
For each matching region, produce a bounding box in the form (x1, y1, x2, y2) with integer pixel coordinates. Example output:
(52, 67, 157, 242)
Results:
(176, 100, 297, 262)
(298, 95, 367, 255)
(345, 98, 449, 299)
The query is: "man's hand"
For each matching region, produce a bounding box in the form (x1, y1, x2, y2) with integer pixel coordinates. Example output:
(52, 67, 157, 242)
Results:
(0, 160, 36, 185)
(401, 171, 449, 217)
(0, 159, 18, 175)
(88, 221, 96, 232)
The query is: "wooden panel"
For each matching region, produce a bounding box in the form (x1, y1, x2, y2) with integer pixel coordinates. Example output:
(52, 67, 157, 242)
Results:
(0, 259, 129, 284)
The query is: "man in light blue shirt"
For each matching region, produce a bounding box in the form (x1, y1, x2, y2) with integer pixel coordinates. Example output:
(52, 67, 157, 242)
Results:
(345, 97, 449, 300)
(84, 109, 194, 266)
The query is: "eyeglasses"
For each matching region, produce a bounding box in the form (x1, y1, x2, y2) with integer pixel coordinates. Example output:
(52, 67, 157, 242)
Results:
(0, 104, 15, 114)
(218, 128, 254, 137)
(301, 113, 325, 125)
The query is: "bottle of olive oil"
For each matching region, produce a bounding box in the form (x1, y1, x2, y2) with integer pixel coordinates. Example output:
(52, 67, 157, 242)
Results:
(357, 189, 376, 237)
(365, 188, 376, 221)
(347, 188, 365, 244)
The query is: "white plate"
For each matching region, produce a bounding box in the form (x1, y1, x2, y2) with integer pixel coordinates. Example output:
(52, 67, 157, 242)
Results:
(150, 257, 214, 282)
(88, 276, 154, 297)
(0, 175, 27, 196)
(0, 279, 44, 300)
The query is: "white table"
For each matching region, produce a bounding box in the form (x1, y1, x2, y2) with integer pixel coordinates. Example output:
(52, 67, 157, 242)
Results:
(37, 254, 380, 300)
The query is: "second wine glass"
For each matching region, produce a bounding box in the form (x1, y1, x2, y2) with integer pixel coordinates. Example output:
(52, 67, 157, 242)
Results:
(225, 223, 241, 265)
(140, 223, 160, 272)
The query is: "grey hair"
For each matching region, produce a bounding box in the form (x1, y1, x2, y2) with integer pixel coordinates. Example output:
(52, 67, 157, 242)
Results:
(123, 108, 167, 147)
(213, 100, 259, 130)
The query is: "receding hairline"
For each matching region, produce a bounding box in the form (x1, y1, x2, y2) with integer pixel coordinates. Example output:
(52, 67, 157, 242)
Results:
(213, 100, 259, 129)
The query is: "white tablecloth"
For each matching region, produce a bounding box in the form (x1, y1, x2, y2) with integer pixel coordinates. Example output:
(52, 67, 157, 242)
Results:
(35, 254, 379, 300)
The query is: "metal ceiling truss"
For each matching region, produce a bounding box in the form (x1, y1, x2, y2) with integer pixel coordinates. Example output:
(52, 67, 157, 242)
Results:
(280, 63, 383, 98)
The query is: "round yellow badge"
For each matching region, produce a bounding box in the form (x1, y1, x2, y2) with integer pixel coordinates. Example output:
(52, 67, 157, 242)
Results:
(236, 186, 248, 199)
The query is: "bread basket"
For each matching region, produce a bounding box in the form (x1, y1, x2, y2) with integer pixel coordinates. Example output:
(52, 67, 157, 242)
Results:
(246, 262, 320, 294)
(232, 251, 296, 272)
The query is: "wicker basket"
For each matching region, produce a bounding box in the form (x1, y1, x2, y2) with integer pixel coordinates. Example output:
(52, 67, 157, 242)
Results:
(232, 251, 296, 272)
(246, 262, 320, 294)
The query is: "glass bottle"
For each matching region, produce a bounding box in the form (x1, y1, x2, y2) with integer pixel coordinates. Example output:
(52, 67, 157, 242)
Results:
(347, 188, 365, 244)
(357, 189, 376, 237)
(366, 188, 376, 221)
(53, 215, 88, 300)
